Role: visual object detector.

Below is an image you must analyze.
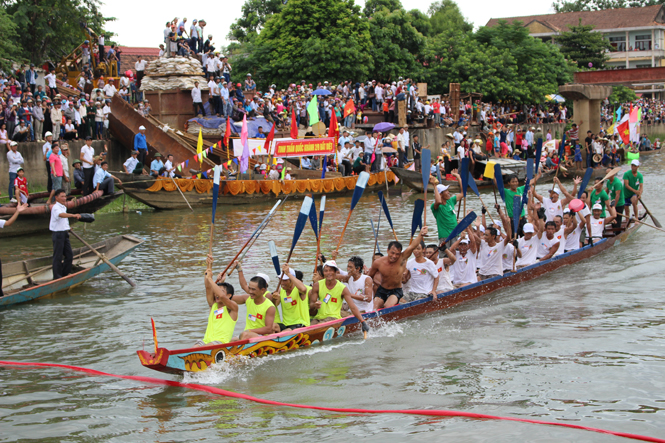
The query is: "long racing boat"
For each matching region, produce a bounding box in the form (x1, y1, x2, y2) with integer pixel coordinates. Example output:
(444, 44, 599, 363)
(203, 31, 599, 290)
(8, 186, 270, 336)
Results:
(137, 215, 645, 375)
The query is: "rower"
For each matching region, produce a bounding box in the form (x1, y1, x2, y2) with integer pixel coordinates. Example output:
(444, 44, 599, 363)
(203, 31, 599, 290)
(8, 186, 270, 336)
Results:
(589, 203, 617, 242)
(472, 205, 512, 280)
(605, 166, 625, 229)
(368, 226, 428, 308)
(194, 255, 239, 347)
(449, 227, 478, 287)
(502, 172, 541, 230)
(430, 176, 462, 247)
(309, 260, 369, 333)
(402, 240, 439, 302)
(231, 261, 277, 340)
(588, 178, 610, 219)
(271, 264, 310, 333)
(340, 256, 374, 314)
(515, 223, 539, 268)
(563, 208, 584, 252)
(425, 243, 455, 294)
(623, 159, 643, 220)
(533, 186, 563, 222)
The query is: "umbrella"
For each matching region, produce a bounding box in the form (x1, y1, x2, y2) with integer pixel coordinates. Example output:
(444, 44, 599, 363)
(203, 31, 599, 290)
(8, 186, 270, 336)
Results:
(545, 94, 565, 103)
(373, 122, 395, 133)
(312, 89, 332, 96)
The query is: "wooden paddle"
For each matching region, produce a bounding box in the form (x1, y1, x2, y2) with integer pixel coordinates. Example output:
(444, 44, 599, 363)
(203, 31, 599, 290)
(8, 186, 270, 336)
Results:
(334, 172, 370, 257)
(421, 148, 431, 227)
(636, 219, 665, 233)
(378, 191, 398, 241)
(69, 230, 136, 287)
(601, 166, 622, 183)
(275, 196, 313, 294)
(639, 198, 662, 228)
(171, 176, 193, 212)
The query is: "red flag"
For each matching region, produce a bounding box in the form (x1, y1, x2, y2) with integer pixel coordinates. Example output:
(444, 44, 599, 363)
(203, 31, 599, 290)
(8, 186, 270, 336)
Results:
(264, 123, 275, 154)
(224, 117, 231, 149)
(290, 107, 298, 139)
(617, 116, 630, 145)
(343, 99, 355, 118)
(328, 111, 338, 139)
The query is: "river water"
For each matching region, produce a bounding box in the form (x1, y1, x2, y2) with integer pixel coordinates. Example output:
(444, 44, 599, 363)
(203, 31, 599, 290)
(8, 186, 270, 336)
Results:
(1, 157, 664, 442)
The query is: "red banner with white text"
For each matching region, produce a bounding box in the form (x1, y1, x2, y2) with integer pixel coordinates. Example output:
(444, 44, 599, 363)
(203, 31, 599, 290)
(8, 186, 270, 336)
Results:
(273, 138, 336, 158)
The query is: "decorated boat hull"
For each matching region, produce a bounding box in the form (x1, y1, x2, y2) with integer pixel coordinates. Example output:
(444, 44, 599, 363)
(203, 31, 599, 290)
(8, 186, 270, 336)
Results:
(118, 171, 397, 209)
(137, 221, 642, 375)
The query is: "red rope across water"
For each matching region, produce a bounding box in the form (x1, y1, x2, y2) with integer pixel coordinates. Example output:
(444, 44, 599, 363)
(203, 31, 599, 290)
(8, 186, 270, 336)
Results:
(1, 360, 663, 443)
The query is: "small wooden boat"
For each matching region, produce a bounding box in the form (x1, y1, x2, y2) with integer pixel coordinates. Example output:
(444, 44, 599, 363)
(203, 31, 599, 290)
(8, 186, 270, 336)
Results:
(1, 234, 144, 308)
(137, 216, 644, 375)
(118, 171, 396, 210)
(0, 191, 123, 238)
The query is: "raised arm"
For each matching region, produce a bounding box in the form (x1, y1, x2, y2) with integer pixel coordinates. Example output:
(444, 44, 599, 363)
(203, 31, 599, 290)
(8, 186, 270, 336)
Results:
(402, 226, 428, 260)
(282, 263, 307, 295)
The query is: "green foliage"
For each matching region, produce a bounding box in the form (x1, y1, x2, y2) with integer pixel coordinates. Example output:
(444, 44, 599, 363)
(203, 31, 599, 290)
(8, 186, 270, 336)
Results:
(2, 0, 112, 65)
(229, 0, 285, 43)
(423, 22, 573, 103)
(428, 0, 472, 35)
(248, 0, 373, 88)
(363, 0, 402, 17)
(406, 9, 432, 37)
(553, 0, 664, 12)
(0, 8, 21, 70)
(608, 85, 637, 104)
(555, 20, 612, 69)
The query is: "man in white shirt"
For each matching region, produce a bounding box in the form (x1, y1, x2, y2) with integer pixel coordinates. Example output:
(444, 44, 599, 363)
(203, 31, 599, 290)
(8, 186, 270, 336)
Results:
(363, 132, 377, 172)
(7, 141, 24, 201)
(80, 136, 95, 195)
(135, 58, 147, 87)
(164, 154, 181, 178)
(403, 240, 439, 302)
(208, 76, 219, 116)
(103, 80, 117, 98)
(396, 128, 406, 167)
(50, 189, 81, 279)
(206, 55, 217, 79)
(339, 141, 353, 176)
(191, 81, 204, 116)
(123, 150, 142, 174)
(425, 243, 456, 294)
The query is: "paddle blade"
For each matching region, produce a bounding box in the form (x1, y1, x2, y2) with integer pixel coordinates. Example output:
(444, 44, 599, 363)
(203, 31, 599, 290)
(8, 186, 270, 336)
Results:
(151, 318, 158, 354)
(421, 148, 431, 190)
(411, 199, 424, 238)
(268, 240, 280, 276)
(211, 165, 220, 224)
(291, 196, 313, 251)
(494, 164, 505, 202)
(558, 134, 566, 160)
(460, 157, 470, 197)
(512, 195, 522, 238)
(443, 211, 477, 244)
(351, 171, 370, 210)
(534, 138, 543, 174)
(526, 158, 534, 181)
(378, 191, 394, 229)
(467, 171, 479, 197)
(308, 198, 318, 239)
(577, 167, 593, 199)
(319, 195, 326, 229)
(521, 158, 534, 208)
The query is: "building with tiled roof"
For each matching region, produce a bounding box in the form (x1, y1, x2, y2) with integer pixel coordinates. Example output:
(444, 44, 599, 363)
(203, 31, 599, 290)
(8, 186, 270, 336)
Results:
(485, 4, 665, 69)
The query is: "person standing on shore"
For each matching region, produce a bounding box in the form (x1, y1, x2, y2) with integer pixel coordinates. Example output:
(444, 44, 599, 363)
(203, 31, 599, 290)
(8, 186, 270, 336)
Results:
(80, 136, 95, 195)
(134, 125, 148, 166)
(49, 189, 81, 280)
(7, 141, 23, 201)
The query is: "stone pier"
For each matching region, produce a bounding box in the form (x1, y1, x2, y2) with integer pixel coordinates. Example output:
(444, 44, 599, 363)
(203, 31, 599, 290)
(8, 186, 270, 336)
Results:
(559, 84, 613, 136)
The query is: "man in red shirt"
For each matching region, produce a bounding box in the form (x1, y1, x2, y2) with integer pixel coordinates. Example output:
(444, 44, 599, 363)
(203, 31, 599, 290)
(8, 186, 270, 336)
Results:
(432, 98, 441, 127)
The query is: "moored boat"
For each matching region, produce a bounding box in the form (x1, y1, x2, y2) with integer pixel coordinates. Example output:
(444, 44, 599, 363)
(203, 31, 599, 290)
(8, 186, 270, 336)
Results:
(0, 191, 123, 238)
(137, 216, 644, 375)
(118, 171, 397, 210)
(1, 234, 144, 307)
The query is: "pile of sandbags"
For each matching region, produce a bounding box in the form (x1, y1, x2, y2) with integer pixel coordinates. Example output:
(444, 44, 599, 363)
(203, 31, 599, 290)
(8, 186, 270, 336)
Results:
(145, 56, 203, 75)
(140, 76, 208, 91)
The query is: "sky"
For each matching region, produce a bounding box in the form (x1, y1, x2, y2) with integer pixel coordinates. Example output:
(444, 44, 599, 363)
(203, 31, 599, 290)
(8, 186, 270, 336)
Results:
(102, 0, 556, 49)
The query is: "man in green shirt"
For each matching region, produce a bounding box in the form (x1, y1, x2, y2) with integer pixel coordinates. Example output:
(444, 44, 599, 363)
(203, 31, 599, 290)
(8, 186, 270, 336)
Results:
(431, 170, 462, 246)
(588, 178, 610, 217)
(623, 159, 643, 219)
(605, 166, 625, 228)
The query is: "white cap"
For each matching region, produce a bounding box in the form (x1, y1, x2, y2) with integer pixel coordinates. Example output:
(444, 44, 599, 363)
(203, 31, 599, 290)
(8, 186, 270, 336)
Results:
(631, 159, 640, 167)
(523, 223, 535, 233)
(551, 188, 561, 195)
(138, 125, 146, 130)
(9, 141, 17, 146)
(436, 184, 449, 193)
(255, 272, 271, 285)
(479, 225, 486, 233)
(281, 269, 296, 280)
(44, 131, 53, 137)
(323, 260, 338, 270)
(563, 208, 571, 214)
(494, 220, 503, 228)
(460, 238, 470, 244)
(592, 203, 603, 210)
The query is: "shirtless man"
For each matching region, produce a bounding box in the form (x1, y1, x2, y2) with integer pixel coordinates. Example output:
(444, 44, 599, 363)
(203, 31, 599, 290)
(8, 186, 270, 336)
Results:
(368, 226, 428, 309)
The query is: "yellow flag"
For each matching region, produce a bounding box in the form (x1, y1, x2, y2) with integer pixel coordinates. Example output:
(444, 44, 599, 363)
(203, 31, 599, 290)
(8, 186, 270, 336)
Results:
(197, 128, 203, 172)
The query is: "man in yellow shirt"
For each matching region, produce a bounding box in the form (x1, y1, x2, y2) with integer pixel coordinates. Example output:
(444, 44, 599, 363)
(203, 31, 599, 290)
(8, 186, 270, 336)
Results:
(195, 255, 238, 347)
(309, 260, 369, 335)
(270, 264, 311, 332)
(233, 261, 277, 340)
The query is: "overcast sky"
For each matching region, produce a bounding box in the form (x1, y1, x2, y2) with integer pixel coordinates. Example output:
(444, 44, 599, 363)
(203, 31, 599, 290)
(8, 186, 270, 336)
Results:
(103, 0, 556, 49)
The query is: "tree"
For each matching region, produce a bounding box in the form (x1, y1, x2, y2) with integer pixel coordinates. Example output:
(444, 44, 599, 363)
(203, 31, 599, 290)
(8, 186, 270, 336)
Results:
(553, 0, 665, 12)
(428, 0, 472, 35)
(0, 8, 21, 70)
(406, 9, 432, 37)
(248, 0, 373, 88)
(363, 0, 402, 17)
(608, 85, 637, 105)
(229, 0, 285, 43)
(555, 20, 612, 69)
(2, 0, 112, 65)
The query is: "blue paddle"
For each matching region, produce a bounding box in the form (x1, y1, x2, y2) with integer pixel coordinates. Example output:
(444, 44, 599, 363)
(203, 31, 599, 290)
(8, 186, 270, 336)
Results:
(411, 198, 424, 239)
(521, 158, 534, 208)
(335, 172, 370, 255)
(512, 195, 522, 239)
(460, 157, 470, 198)
(314, 195, 326, 273)
(308, 196, 318, 239)
(467, 171, 479, 196)
(378, 191, 399, 241)
(577, 167, 593, 199)
(534, 138, 543, 175)
(421, 148, 432, 227)
(494, 163, 505, 202)
(277, 196, 313, 291)
(441, 211, 477, 245)
(268, 240, 280, 276)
